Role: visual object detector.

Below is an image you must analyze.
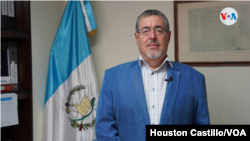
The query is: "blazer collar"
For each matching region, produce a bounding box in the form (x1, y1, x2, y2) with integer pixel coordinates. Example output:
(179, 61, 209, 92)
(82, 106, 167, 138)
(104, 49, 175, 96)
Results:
(160, 62, 181, 124)
(129, 60, 150, 125)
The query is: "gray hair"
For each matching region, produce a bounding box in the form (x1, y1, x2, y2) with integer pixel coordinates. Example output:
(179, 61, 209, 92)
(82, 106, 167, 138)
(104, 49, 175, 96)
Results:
(136, 9, 169, 33)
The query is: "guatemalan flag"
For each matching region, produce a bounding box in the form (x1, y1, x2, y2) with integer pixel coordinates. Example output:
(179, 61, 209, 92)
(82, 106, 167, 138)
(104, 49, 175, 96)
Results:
(42, 1, 98, 141)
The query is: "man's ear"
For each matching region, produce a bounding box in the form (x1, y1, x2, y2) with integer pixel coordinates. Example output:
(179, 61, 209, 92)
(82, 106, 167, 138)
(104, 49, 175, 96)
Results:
(135, 32, 139, 44)
(168, 31, 171, 40)
(167, 31, 171, 45)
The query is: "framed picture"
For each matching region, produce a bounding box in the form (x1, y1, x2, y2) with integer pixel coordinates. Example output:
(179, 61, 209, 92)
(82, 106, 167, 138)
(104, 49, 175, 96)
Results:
(174, 1, 250, 66)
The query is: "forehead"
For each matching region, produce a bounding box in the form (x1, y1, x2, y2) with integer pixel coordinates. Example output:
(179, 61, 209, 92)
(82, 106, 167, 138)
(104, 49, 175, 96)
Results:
(139, 15, 165, 28)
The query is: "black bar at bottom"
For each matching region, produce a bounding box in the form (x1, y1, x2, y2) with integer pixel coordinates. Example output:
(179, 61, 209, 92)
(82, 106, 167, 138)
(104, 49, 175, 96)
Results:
(146, 125, 250, 140)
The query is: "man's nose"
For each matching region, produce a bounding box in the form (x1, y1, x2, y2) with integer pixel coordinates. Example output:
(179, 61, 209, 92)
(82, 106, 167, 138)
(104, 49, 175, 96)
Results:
(149, 29, 156, 40)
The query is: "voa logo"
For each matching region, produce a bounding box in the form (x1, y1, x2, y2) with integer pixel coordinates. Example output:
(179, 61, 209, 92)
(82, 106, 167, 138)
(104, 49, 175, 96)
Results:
(220, 7, 238, 26)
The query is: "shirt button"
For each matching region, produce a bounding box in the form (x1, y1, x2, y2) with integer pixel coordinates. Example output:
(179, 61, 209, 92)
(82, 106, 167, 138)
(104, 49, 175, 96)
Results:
(152, 72, 154, 75)
(152, 105, 154, 108)
(152, 88, 155, 91)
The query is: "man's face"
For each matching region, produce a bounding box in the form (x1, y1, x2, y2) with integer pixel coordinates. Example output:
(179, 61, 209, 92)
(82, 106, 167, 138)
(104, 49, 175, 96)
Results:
(135, 15, 171, 60)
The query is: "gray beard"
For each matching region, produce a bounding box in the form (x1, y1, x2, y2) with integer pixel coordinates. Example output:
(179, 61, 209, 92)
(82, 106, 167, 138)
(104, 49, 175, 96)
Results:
(146, 50, 162, 59)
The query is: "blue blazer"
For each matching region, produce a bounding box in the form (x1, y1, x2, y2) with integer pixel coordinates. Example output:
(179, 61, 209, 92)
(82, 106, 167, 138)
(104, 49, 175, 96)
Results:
(96, 60, 210, 141)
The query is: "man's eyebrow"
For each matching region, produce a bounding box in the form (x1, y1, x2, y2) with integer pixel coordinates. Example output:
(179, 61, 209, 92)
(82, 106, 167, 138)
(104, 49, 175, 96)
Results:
(141, 26, 150, 29)
(155, 25, 164, 28)
(141, 25, 164, 29)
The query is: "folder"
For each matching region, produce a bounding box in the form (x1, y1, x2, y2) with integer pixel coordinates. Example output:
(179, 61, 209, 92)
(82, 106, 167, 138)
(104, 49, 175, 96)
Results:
(1, 1, 7, 28)
(7, 1, 15, 29)
(1, 48, 9, 77)
(1, 1, 15, 29)
(1, 42, 11, 85)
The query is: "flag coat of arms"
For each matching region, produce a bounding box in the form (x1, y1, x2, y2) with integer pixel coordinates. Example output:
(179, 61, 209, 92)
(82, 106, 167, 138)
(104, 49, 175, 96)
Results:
(42, 1, 98, 141)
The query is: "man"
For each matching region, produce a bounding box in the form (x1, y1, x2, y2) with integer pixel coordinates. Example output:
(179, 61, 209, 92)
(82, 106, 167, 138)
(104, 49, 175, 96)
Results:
(96, 10, 210, 141)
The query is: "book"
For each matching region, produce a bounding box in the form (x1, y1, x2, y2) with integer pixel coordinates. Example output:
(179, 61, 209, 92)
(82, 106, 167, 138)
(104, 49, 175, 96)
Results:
(1, 41, 18, 85)
(1, 76, 10, 85)
(8, 42, 18, 84)
(1, 84, 13, 92)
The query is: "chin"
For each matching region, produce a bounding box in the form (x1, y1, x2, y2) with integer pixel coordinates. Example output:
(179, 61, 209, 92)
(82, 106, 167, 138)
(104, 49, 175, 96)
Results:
(146, 51, 162, 59)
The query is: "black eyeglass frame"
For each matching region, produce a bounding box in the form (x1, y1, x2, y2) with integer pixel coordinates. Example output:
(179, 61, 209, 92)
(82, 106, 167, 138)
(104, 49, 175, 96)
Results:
(136, 26, 169, 35)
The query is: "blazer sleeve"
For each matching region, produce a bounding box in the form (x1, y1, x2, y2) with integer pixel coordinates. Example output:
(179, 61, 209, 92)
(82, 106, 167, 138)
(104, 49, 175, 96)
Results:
(194, 74, 210, 125)
(96, 70, 121, 141)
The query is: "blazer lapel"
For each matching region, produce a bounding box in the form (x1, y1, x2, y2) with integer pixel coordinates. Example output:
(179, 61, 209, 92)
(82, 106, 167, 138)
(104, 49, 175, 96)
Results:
(160, 63, 181, 124)
(129, 62, 150, 125)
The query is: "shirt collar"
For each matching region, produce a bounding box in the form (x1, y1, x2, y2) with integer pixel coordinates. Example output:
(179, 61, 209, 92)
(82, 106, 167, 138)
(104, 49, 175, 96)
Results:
(138, 55, 173, 69)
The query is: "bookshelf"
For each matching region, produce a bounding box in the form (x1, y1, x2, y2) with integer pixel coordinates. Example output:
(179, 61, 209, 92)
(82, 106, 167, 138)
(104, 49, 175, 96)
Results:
(1, 1, 33, 141)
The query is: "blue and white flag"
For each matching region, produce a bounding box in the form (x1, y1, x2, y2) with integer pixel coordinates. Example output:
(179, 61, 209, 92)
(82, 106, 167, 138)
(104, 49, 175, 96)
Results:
(42, 1, 98, 141)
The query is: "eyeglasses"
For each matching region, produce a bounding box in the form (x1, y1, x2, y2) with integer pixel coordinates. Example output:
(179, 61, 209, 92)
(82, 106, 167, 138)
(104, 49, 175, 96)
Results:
(137, 26, 168, 36)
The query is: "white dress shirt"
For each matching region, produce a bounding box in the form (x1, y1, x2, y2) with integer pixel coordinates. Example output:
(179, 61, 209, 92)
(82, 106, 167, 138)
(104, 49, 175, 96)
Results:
(139, 55, 173, 125)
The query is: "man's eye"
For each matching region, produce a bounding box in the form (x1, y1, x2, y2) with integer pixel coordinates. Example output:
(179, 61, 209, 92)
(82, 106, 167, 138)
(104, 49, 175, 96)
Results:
(142, 30, 149, 33)
(156, 29, 163, 33)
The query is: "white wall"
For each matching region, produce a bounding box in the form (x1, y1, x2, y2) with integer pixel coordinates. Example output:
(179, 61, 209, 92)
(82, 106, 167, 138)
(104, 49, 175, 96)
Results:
(31, 1, 250, 140)
(30, 1, 66, 141)
(194, 67, 250, 124)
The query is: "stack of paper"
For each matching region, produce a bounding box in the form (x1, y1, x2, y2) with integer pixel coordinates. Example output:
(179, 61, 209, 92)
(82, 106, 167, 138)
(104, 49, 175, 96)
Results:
(1, 93, 19, 127)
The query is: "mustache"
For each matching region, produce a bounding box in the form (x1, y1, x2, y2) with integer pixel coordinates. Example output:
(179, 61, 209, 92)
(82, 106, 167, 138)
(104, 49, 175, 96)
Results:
(146, 41, 160, 46)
